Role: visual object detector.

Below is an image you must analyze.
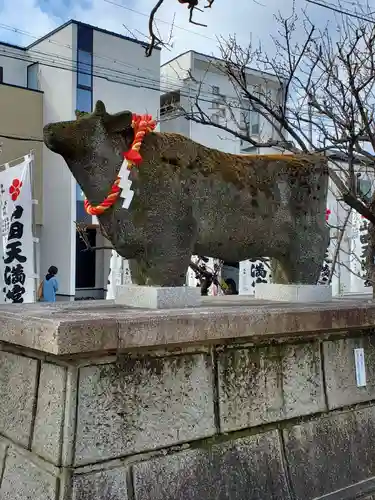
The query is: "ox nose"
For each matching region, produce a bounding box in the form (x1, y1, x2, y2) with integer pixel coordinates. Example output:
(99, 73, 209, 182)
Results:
(43, 123, 60, 153)
(43, 122, 72, 155)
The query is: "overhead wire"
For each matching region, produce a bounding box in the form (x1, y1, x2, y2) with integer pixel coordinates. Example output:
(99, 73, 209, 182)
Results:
(103, 0, 216, 43)
(0, 26, 227, 104)
(0, 43, 282, 117)
(0, 19, 215, 92)
(0, 40, 342, 145)
(0, 9, 351, 143)
(306, 0, 375, 22)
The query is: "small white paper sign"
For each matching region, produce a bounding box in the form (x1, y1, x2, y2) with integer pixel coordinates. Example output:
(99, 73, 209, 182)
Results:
(354, 348, 366, 387)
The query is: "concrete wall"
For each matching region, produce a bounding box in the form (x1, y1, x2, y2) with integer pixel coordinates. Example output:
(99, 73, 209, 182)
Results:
(0, 83, 44, 224)
(1, 303, 375, 498)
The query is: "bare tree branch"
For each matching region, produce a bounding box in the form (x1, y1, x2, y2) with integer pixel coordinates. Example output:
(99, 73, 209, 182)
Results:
(146, 0, 215, 56)
(163, 4, 375, 290)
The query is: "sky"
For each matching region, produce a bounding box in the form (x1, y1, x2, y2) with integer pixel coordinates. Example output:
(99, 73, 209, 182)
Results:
(0, 0, 373, 64)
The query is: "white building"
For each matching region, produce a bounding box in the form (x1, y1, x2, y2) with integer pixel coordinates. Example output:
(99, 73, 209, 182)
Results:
(325, 153, 373, 296)
(0, 20, 160, 300)
(160, 50, 282, 155)
(160, 51, 372, 296)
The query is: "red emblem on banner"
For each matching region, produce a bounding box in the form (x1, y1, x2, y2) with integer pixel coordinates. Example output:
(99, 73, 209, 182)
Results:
(325, 208, 331, 222)
(9, 178, 22, 201)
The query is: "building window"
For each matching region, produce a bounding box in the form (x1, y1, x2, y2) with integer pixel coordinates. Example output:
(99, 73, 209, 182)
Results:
(76, 201, 92, 224)
(76, 229, 96, 288)
(76, 24, 93, 224)
(77, 50, 92, 88)
(0, 67, 3, 84)
(76, 87, 92, 113)
(160, 90, 181, 116)
(240, 108, 260, 136)
(76, 25, 93, 113)
(76, 183, 84, 202)
(251, 113, 260, 135)
(357, 178, 372, 204)
(27, 64, 38, 90)
(77, 24, 93, 53)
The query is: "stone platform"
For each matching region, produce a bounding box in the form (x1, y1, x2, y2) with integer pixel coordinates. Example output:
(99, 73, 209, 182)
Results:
(255, 283, 332, 302)
(0, 296, 375, 499)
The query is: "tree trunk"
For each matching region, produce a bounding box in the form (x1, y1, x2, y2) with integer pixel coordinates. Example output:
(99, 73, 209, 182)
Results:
(367, 194, 375, 298)
(367, 222, 375, 298)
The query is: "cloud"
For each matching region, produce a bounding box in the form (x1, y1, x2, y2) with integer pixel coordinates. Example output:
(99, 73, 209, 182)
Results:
(37, 0, 93, 20)
(0, 0, 373, 63)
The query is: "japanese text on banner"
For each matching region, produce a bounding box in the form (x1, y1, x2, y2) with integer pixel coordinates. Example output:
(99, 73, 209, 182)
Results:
(0, 156, 34, 303)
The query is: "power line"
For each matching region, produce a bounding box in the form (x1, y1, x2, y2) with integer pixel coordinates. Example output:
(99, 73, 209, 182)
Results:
(0, 42, 343, 137)
(0, 9, 215, 82)
(0, 21, 225, 102)
(0, 22, 164, 82)
(0, 133, 43, 142)
(306, 0, 375, 22)
(103, 0, 216, 43)
(0, 22, 344, 141)
(0, 44, 278, 115)
(0, 18, 278, 104)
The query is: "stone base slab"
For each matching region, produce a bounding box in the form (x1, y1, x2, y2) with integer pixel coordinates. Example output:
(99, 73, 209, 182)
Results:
(255, 284, 332, 302)
(115, 285, 201, 309)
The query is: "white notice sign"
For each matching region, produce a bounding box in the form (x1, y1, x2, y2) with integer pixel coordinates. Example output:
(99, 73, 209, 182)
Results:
(354, 348, 366, 387)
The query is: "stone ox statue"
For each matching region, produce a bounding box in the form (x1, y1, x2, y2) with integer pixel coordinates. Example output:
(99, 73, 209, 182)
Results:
(43, 100, 329, 287)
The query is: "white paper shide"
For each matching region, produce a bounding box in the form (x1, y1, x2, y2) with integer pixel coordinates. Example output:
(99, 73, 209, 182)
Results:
(0, 156, 34, 303)
(118, 160, 134, 209)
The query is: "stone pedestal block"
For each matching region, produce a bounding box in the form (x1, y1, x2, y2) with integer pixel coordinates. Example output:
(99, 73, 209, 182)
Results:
(115, 285, 201, 309)
(0, 299, 375, 499)
(255, 283, 332, 302)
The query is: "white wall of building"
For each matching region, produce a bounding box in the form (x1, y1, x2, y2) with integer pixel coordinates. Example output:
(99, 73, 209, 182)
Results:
(28, 24, 77, 296)
(161, 54, 240, 152)
(0, 44, 29, 87)
(161, 51, 281, 154)
(25, 23, 160, 297)
(92, 31, 160, 117)
(188, 69, 241, 154)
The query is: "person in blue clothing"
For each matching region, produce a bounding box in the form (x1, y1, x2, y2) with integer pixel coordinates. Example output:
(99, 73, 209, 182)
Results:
(43, 266, 59, 302)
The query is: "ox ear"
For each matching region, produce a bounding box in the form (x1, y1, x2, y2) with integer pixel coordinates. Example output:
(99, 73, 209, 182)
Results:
(94, 100, 107, 116)
(103, 110, 133, 134)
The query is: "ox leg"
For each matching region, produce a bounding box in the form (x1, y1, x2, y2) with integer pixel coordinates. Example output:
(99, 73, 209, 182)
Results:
(129, 250, 193, 287)
(128, 259, 147, 285)
(128, 213, 196, 286)
(275, 226, 329, 284)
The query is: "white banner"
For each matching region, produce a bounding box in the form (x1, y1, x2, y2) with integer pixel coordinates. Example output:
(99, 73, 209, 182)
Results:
(350, 210, 370, 293)
(106, 250, 123, 300)
(0, 156, 34, 303)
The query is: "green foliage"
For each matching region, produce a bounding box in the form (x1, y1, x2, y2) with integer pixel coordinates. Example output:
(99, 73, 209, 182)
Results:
(75, 110, 90, 120)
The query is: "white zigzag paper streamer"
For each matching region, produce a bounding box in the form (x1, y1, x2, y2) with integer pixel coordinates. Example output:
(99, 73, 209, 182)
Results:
(118, 159, 130, 190)
(118, 158, 135, 209)
(122, 190, 134, 209)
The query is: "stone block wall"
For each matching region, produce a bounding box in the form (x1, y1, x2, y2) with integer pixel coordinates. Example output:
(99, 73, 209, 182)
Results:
(1, 330, 375, 499)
